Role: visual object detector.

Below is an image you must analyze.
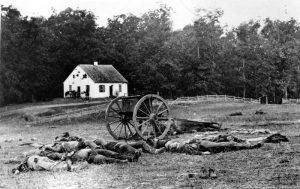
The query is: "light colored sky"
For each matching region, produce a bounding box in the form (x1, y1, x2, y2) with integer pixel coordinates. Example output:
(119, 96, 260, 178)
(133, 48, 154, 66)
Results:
(2, 0, 300, 30)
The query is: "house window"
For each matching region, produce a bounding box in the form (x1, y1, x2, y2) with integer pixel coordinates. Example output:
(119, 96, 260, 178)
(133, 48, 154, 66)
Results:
(69, 85, 72, 91)
(73, 75, 75, 78)
(83, 74, 87, 79)
(99, 85, 105, 92)
(119, 84, 122, 92)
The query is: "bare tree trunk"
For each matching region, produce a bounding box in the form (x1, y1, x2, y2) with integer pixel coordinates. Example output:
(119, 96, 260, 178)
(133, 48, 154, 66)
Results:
(285, 85, 288, 99)
(243, 59, 246, 98)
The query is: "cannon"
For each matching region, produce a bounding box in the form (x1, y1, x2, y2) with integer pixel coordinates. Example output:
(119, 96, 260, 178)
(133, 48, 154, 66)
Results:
(105, 94, 171, 140)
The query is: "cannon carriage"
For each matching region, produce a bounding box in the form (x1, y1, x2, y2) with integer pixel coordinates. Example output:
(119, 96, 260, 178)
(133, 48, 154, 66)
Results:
(105, 94, 171, 140)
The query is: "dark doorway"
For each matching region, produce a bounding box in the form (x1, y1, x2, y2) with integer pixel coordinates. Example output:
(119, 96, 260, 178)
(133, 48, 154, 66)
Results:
(77, 86, 81, 98)
(109, 85, 113, 97)
(86, 85, 90, 97)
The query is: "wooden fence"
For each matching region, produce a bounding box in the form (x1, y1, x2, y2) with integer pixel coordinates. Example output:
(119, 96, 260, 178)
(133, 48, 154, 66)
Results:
(169, 95, 260, 105)
(282, 98, 300, 104)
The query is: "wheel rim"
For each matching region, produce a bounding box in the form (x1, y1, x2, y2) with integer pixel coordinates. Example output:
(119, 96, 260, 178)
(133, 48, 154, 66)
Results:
(133, 94, 171, 140)
(105, 97, 137, 140)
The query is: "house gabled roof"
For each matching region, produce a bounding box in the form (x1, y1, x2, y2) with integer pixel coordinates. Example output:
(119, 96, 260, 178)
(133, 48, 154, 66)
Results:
(79, 64, 128, 83)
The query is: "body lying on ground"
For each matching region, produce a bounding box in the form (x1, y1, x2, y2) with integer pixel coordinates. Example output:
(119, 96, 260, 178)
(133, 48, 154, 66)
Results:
(148, 133, 289, 155)
(13, 132, 165, 174)
(13, 132, 288, 174)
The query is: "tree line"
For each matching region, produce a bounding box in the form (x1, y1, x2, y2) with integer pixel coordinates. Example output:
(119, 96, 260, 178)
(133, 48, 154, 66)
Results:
(1, 5, 300, 105)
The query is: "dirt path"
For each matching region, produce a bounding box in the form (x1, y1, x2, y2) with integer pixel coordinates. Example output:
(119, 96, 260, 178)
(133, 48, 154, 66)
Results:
(0, 100, 110, 118)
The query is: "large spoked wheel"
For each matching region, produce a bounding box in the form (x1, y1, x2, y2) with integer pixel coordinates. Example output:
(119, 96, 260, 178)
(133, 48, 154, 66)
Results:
(132, 94, 171, 140)
(105, 97, 137, 140)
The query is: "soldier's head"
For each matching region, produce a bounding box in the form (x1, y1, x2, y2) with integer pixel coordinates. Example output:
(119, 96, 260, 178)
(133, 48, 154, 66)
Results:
(55, 132, 70, 141)
(77, 139, 87, 150)
(146, 138, 155, 146)
(12, 158, 29, 174)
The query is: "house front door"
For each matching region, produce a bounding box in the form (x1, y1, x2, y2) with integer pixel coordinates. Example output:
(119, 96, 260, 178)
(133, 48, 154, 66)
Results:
(109, 85, 113, 97)
(77, 86, 81, 98)
(86, 85, 90, 97)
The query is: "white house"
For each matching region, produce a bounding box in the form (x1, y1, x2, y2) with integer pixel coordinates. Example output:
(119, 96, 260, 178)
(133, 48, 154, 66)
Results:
(63, 62, 128, 98)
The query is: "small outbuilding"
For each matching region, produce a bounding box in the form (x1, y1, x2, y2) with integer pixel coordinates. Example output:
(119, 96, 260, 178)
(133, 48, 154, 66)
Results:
(63, 62, 128, 98)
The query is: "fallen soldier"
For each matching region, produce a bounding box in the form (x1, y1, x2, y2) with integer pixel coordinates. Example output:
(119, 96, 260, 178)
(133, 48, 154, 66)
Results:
(55, 132, 165, 156)
(13, 132, 288, 174)
(12, 155, 89, 174)
(148, 133, 288, 155)
(70, 139, 165, 162)
(13, 132, 165, 174)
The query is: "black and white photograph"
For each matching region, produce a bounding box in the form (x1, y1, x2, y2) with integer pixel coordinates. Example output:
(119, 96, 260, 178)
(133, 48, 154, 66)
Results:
(0, 0, 300, 188)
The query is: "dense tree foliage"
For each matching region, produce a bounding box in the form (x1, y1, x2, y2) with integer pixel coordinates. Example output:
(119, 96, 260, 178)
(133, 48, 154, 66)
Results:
(1, 5, 300, 105)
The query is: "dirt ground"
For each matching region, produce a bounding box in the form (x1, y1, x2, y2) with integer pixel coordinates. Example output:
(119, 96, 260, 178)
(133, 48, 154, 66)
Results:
(1, 102, 300, 189)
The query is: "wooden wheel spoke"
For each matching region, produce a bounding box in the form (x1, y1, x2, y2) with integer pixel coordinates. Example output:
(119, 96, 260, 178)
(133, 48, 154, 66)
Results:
(110, 107, 121, 115)
(128, 121, 136, 127)
(137, 117, 149, 120)
(109, 120, 122, 125)
(157, 117, 169, 121)
(154, 121, 163, 134)
(115, 101, 122, 112)
(112, 122, 122, 133)
(142, 102, 151, 114)
(128, 121, 138, 134)
(118, 124, 124, 139)
(156, 102, 164, 114)
(152, 122, 157, 138)
(126, 123, 135, 136)
(124, 123, 128, 139)
(108, 115, 122, 119)
(138, 108, 149, 116)
(148, 97, 153, 113)
(157, 109, 168, 116)
(137, 119, 150, 128)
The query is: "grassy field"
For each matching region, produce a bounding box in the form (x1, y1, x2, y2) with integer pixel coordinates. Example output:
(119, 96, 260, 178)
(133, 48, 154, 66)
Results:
(1, 102, 300, 189)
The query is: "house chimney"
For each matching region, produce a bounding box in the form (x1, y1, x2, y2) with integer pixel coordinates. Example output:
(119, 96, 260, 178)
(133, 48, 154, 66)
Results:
(94, 61, 98, 66)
